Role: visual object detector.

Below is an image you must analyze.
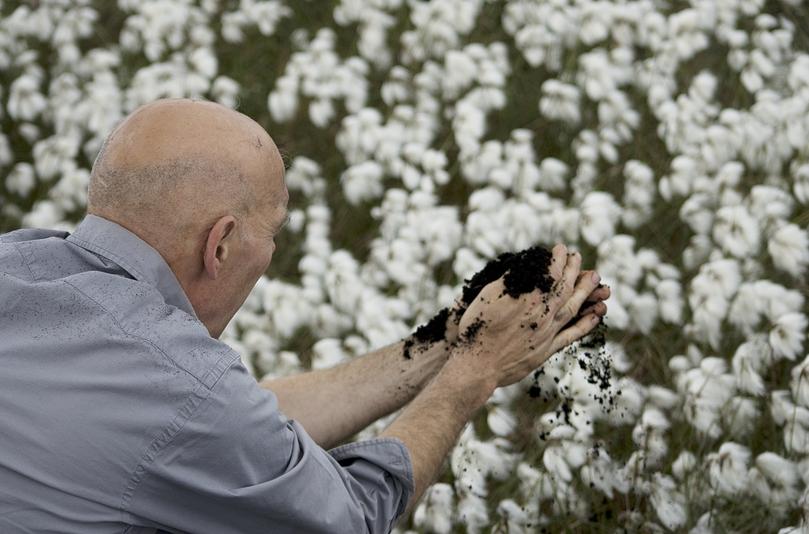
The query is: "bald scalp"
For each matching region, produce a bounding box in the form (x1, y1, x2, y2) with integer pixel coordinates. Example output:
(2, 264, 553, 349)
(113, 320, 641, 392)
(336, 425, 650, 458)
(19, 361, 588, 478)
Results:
(86, 98, 286, 260)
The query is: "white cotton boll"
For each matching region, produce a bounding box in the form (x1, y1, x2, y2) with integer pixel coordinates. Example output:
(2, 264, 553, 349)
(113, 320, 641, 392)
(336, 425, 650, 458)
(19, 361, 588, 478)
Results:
(7, 72, 47, 121)
(5, 162, 36, 197)
(637, 404, 669, 431)
(268, 86, 298, 123)
(413, 483, 454, 534)
(647, 386, 680, 410)
(487, 406, 516, 437)
(655, 279, 683, 324)
(468, 186, 504, 212)
(681, 359, 737, 437)
(784, 406, 809, 454)
(543, 445, 572, 483)
(770, 313, 808, 361)
(722, 397, 759, 439)
(211, 76, 240, 108)
(650, 473, 687, 530)
(679, 193, 714, 235)
(538, 157, 568, 192)
(606, 340, 632, 374)
(286, 209, 305, 233)
(683, 234, 713, 270)
(792, 162, 809, 204)
(21, 200, 63, 229)
(772, 389, 798, 427)
(633, 429, 668, 468)
(672, 451, 697, 480)
(473, 438, 518, 481)
(755, 452, 800, 497)
(456, 493, 489, 532)
(580, 191, 621, 246)
(581, 447, 619, 498)
(760, 282, 805, 322)
(712, 205, 760, 258)
(622, 160, 655, 228)
(453, 247, 486, 281)
(629, 292, 659, 334)
(768, 223, 809, 277)
(308, 98, 335, 128)
(792, 355, 809, 409)
(687, 259, 740, 349)
(706, 441, 750, 496)
(341, 160, 385, 205)
(729, 283, 765, 335)
(732, 343, 766, 396)
(315, 303, 353, 337)
(749, 185, 795, 223)
(496, 499, 529, 533)
(189, 47, 217, 78)
(0, 133, 11, 167)
(451, 434, 487, 497)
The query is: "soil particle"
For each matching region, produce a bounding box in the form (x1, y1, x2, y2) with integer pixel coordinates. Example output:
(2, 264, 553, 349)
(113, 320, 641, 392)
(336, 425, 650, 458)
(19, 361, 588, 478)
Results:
(460, 318, 486, 344)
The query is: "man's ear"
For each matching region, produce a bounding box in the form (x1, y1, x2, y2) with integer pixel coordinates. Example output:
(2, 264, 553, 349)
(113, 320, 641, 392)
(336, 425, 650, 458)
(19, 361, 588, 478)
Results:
(203, 215, 237, 280)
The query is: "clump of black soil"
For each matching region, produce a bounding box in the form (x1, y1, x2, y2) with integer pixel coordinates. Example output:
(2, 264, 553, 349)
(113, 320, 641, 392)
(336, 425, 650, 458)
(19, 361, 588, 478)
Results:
(531, 322, 621, 433)
(403, 307, 450, 359)
(402, 246, 554, 359)
(461, 246, 554, 305)
(459, 318, 486, 344)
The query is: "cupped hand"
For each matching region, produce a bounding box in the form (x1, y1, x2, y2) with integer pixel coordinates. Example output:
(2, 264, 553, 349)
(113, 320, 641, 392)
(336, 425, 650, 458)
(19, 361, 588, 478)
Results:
(442, 248, 610, 346)
(449, 244, 607, 389)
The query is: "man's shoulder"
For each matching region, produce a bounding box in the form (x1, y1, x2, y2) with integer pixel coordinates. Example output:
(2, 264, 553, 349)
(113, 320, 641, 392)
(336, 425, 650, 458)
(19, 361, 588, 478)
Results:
(0, 227, 69, 244)
(63, 270, 239, 389)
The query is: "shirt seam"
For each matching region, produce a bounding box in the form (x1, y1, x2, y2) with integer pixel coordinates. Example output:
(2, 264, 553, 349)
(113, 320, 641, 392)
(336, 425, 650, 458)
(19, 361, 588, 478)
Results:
(12, 242, 39, 282)
(60, 278, 229, 387)
(118, 356, 239, 523)
(66, 234, 148, 282)
(330, 437, 416, 525)
(59, 279, 240, 525)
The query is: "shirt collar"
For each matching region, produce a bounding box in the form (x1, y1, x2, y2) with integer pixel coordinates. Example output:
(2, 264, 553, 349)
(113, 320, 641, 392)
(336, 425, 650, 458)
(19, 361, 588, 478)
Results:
(66, 214, 198, 319)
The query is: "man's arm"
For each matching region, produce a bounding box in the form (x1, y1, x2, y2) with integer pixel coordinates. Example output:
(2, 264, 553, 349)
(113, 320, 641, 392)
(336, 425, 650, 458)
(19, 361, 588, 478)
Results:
(260, 337, 451, 449)
(260, 277, 610, 450)
(382, 245, 604, 517)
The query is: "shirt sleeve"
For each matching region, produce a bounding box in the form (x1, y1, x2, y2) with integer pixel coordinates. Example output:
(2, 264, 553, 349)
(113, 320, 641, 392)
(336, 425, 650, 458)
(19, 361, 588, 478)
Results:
(123, 358, 414, 534)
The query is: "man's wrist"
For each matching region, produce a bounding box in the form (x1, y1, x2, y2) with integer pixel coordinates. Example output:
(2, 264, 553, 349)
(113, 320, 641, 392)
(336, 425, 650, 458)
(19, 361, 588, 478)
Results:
(431, 347, 496, 412)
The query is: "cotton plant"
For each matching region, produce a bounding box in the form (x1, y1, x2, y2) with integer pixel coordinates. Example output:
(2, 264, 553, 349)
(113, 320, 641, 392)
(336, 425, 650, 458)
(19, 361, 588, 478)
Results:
(2, 0, 809, 531)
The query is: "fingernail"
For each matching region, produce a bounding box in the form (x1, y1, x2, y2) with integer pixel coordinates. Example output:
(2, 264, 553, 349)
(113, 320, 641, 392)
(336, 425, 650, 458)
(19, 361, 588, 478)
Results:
(591, 272, 600, 283)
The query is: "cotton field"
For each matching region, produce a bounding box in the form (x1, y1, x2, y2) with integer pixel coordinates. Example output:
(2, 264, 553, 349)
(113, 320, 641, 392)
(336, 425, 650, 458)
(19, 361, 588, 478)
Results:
(1, 0, 808, 531)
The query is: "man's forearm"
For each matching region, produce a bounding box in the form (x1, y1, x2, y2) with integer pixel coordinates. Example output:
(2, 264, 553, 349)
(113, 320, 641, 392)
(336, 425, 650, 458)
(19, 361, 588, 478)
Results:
(379, 353, 494, 516)
(259, 338, 451, 449)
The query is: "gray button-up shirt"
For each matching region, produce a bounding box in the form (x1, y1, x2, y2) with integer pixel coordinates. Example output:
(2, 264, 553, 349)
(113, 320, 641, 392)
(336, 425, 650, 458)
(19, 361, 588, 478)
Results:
(0, 214, 414, 534)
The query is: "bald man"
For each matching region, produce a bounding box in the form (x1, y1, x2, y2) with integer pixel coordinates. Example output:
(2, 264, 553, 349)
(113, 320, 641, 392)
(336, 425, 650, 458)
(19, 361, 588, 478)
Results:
(0, 98, 609, 533)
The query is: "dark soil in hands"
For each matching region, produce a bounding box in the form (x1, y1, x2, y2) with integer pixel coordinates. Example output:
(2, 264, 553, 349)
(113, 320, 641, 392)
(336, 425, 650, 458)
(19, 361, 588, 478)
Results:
(460, 246, 554, 304)
(402, 246, 615, 423)
(403, 246, 554, 358)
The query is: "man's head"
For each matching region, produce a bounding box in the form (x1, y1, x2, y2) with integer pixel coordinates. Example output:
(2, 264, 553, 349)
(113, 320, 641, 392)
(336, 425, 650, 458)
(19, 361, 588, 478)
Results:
(87, 98, 289, 338)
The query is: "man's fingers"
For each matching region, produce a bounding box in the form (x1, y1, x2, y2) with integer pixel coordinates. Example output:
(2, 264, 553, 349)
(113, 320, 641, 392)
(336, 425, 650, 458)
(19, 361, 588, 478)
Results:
(555, 269, 601, 324)
(556, 250, 582, 301)
(585, 284, 610, 303)
(550, 313, 600, 354)
(577, 301, 607, 318)
(549, 244, 567, 283)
